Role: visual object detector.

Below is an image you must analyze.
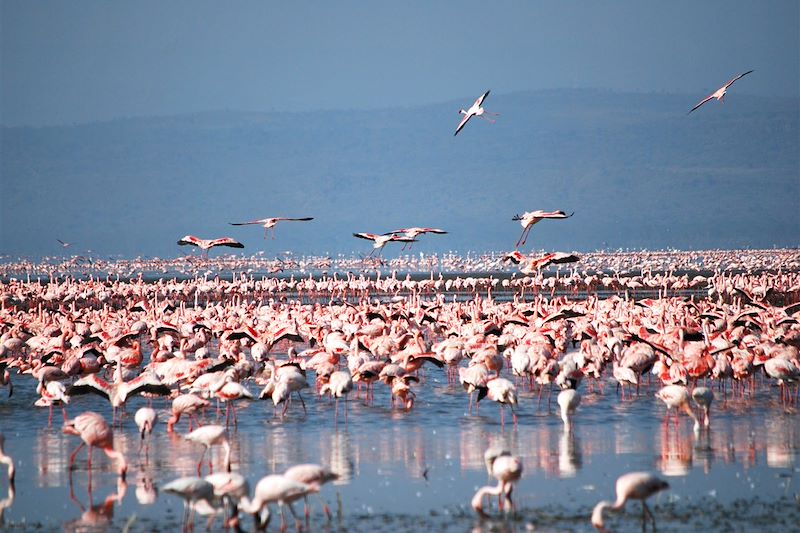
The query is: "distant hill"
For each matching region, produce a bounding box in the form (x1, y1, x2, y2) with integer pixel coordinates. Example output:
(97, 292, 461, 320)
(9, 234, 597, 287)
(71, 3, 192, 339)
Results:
(1, 89, 798, 259)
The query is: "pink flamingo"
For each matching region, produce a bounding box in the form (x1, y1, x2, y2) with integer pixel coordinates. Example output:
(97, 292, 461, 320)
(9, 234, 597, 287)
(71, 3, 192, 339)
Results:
(177, 235, 244, 258)
(689, 70, 754, 114)
(512, 210, 574, 247)
(229, 217, 314, 239)
(63, 412, 128, 480)
(591, 472, 669, 532)
(455, 90, 497, 136)
(352, 233, 417, 256)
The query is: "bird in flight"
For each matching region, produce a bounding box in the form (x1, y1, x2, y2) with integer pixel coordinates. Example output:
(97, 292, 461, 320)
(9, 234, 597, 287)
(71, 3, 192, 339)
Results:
(455, 90, 497, 136)
(177, 235, 244, 258)
(353, 233, 417, 256)
(688, 70, 754, 114)
(519, 252, 580, 275)
(56, 239, 72, 248)
(512, 210, 574, 248)
(229, 217, 314, 239)
(382, 227, 448, 250)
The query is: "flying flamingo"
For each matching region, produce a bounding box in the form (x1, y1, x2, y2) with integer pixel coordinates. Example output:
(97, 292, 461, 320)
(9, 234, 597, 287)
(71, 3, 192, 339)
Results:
(56, 239, 73, 249)
(177, 235, 244, 258)
(63, 411, 128, 480)
(352, 233, 417, 256)
(689, 70, 754, 114)
(229, 217, 314, 239)
(512, 210, 574, 247)
(591, 472, 669, 532)
(454, 90, 497, 136)
(520, 252, 580, 274)
(382, 227, 448, 250)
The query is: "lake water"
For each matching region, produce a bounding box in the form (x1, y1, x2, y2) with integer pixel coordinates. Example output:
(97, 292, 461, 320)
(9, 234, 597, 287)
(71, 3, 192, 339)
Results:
(0, 364, 798, 532)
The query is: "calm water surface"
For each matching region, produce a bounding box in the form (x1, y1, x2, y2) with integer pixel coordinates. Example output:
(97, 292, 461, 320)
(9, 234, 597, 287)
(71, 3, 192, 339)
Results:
(0, 368, 798, 532)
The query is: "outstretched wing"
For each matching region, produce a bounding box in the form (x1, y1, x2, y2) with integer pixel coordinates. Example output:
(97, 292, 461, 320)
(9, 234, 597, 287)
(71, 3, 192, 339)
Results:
(475, 90, 490, 107)
(725, 70, 754, 89)
(454, 113, 472, 136)
(208, 237, 244, 249)
(688, 94, 715, 114)
(229, 219, 267, 226)
(420, 228, 447, 234)
(353, 232, 378, 241)
(177, 235, 202, 247)
(276, 217, 314, 222)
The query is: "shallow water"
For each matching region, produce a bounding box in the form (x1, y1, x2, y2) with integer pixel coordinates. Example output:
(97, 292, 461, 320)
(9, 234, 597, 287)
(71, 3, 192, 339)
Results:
(1, 369, 798, 532)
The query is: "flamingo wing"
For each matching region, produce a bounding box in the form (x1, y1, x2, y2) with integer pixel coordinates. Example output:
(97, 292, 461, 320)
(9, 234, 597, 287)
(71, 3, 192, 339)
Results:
(475, 90, 490, 107)
(724, 70, 754, 89)
(177, 235, 203, 247)
(353, 233, 378, 241)
(67, 375, 112, 400)
(275, 217, 314, 222)
(381, 229, 410, 236)
(454, 112, 473, 136)
(420, 228, 448, 234)
(229, 219, 267, 226)
(208, 237, 244, 249)
(688, 94, 715, 114)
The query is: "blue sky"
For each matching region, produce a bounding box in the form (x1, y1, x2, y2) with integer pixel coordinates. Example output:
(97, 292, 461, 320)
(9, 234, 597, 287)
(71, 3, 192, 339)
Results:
(2, 1, 798, 126)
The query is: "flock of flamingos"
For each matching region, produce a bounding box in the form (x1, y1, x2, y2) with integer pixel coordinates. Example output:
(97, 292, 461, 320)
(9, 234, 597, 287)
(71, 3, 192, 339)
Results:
(2, 71, 798, 532)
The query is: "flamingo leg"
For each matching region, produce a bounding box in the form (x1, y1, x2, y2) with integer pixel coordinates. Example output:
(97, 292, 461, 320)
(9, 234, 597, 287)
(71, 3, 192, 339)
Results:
(69, 442, 86, 471)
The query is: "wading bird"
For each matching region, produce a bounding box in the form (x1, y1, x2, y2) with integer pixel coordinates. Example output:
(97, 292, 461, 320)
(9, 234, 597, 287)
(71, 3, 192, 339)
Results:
(63, 412, 128, 480)
(455, 90, 497, 136)
(591, 472, 669, 532)
(688, 70, 754, 114)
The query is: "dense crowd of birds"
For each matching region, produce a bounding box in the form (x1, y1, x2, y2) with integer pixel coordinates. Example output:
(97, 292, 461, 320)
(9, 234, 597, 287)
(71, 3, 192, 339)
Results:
(0, 247, 798, 530)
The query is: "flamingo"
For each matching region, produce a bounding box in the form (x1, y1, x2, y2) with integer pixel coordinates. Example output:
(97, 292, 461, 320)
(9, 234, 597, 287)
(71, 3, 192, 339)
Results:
(238, 474, 316, 530)
(688, 70, 754, 114)
(381, 228, 448, 250)
(184, 424, 231, 475)
(177, 235, 244, 258)
(472, 447, 523, 517)
(162, 476, 216, 531)
(520, 252, 580, 274)
(557, 388, 581, 430)
(229, 217, 314, 239)
(319, 371, 353, 422)
(591, 472, 669, 532)
(283, 464, 338, 520)
(352, 233, 417, 256)
(691, 386, 714, 427)
(512, 210, 574, 247)
(67, 371, 170, 422)
(655, 384, 700, 431)
(167, 393, 211, 432)
(476, 377, 518, 426)
(134, 407, 157, 455)
(63, 411, 128, 480)
(0, 434, 14, 485)
(454, 90, 497, 136)
(56, 239, 72, 248)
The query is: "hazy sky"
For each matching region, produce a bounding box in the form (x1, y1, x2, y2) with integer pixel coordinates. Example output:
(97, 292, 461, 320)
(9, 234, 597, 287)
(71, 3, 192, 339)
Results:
(2, 0, 798, 126)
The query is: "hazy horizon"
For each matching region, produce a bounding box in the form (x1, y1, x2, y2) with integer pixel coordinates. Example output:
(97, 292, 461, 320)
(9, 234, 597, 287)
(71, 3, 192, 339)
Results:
(1, 2, 797, 259)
